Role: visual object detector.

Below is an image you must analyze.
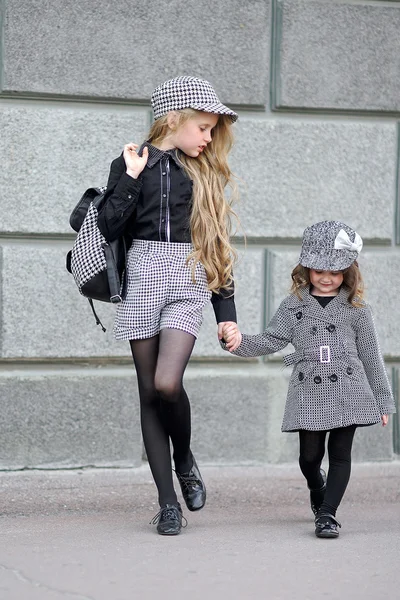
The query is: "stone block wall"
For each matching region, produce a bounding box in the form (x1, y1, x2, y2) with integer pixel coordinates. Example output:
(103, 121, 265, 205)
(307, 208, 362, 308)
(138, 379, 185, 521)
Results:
(0, 0, 399, 468)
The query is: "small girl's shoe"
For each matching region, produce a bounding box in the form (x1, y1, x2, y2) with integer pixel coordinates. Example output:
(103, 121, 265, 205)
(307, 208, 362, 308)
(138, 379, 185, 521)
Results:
(308, 468, 327, 516)
(315, 513, 341, 538)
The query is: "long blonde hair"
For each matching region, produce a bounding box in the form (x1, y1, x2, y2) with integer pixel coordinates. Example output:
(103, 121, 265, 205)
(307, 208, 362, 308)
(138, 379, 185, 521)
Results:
(290, 263, 365, 307)
(147, 109, 239, 293)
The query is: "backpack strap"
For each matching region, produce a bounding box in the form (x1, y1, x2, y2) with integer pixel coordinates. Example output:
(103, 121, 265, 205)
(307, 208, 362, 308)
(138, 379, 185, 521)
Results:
(120, 236, 128, 300)
(87, 299, 107, 332)
(103, 242, 123, 303)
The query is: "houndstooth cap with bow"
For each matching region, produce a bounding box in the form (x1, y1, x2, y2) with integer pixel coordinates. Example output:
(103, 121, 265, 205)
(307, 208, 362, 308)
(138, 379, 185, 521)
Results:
(151, 76, 238, 123)
(299, 220, 363, 271)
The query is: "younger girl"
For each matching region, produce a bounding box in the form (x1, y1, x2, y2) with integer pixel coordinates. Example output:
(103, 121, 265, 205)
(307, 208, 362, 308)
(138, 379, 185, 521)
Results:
(97, 76, 239, 535)
(222, 220, 395, 538)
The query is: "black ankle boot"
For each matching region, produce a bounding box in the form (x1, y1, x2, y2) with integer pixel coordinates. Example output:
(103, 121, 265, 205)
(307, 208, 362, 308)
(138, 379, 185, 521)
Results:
(150, 503, 187, 536)
(315, 512, 341, 538)
(308, 468, 327, 516)
(175, 454, 206, 512)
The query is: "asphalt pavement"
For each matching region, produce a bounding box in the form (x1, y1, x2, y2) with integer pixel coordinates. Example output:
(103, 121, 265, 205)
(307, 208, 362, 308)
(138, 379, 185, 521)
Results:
(0, 462, 399, 600)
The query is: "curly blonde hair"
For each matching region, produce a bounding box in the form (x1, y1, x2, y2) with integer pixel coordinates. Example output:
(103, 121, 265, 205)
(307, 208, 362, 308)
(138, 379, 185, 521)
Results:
(290, 263, 364, 307)
(147, 109, 239, 293)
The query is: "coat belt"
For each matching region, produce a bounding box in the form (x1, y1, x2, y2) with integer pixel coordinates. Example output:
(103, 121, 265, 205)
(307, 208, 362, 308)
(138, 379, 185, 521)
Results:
(283, 346, 358, 366)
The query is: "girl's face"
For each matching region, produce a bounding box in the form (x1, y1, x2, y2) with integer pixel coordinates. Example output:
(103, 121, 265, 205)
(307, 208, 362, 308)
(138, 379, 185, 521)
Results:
(161, 111, 219, 157)
(309, 269, 344, 296)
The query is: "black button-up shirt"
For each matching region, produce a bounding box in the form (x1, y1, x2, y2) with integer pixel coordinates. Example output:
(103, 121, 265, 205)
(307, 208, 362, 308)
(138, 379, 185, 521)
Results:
(97, 143, 236, 323)
(98, 144, 193, 243)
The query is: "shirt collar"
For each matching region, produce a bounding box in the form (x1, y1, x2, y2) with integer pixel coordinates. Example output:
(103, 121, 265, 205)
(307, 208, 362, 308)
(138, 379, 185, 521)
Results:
(139, 142, 182, 169)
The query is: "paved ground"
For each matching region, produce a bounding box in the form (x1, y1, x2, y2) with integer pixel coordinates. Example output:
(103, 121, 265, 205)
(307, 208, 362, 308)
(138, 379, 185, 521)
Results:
(0, 462, 399, 600)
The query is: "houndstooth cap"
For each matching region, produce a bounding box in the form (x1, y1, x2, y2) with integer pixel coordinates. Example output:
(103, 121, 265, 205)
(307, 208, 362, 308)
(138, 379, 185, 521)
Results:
(151, 76, 238, 123)
(299, 221, 363, 271)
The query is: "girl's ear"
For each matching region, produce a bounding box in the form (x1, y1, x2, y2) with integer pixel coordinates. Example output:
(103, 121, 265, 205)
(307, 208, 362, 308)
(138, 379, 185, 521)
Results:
(167, 111, 178, 131)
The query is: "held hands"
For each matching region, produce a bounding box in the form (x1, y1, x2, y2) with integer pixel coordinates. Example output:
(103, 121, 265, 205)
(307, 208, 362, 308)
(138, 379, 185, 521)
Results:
(218, 321, 242, 352)
(123, 143, 149, 179)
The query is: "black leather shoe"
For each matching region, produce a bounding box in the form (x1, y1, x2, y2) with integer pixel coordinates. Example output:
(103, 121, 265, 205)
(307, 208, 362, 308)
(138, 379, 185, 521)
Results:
(150, 503, 186, 536)
(308, 468, 327, 516)
(315, 513, 341, 538)
(175, 455, 206, 512)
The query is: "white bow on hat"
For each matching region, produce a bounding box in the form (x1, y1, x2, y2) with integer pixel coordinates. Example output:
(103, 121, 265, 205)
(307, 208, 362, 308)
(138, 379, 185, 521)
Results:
(334, 229, 363, 254)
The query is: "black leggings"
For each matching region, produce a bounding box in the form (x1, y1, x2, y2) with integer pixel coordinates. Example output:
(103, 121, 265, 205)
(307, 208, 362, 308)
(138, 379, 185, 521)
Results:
(298, 425, 357, 516)
(130, 329, 196, 507)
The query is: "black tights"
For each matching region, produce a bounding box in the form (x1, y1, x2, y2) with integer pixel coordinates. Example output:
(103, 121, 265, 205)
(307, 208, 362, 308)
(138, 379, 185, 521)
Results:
(130, 329, 196, 507)
(298, 425, 357, 516)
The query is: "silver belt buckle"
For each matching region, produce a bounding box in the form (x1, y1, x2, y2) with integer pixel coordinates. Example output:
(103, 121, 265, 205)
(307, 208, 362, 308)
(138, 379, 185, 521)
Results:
(319, 345, 331, 363)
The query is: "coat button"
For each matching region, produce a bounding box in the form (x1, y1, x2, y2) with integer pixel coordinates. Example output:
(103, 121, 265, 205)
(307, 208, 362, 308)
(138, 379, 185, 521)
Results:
(329, 374, 338, 382)
(327, 324, 336, 333)
(314, 376, 322, 384)
(298, 372, 304, 381)
(346, 367, 354, 375)
(311, 326, 318, 334)
(296, 311, 302, 320)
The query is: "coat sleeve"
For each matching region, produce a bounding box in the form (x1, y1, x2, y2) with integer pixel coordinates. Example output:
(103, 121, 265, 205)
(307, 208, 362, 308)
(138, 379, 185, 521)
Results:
(97, 153, 143, 241)
(355, 305, 396, 415)
(226, 299, 293, 357)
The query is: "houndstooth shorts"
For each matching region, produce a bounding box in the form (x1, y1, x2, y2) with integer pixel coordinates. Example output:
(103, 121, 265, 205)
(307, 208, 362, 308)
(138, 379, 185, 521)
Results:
(114, 239, 212, 341)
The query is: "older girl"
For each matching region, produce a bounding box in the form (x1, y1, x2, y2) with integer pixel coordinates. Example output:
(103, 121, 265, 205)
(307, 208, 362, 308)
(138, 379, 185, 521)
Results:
(97, 76, 239, 535)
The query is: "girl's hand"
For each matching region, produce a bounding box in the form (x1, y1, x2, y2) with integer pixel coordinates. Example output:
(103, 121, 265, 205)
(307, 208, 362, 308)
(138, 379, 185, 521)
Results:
(226, 330, 242, 352)
(381, 414, 389, 426)
(123, 143, 149, 179)
(218, 321, 242, 352)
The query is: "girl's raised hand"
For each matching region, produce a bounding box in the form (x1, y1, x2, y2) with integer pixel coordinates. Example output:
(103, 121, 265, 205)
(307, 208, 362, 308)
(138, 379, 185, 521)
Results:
(123, 143, 149, 179)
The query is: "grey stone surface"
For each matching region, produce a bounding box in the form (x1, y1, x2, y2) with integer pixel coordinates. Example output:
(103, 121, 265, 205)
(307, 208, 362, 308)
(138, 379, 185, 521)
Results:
(274, 0, 400, 112)
(193, 247, 264, 357)
(0, 361, 395, 470)
(230, 118, 397, 241)
(0, 363, 291, 467)
(1, 0, 399, 469)
(352, 419, 394, 463)
(0, 244, 262, 360)
(281, 420, 395, 463)
(0, 368, 142, 469)
(359, 252, 400, 359)
(188, 361, 395, 464)
(188, 365, 395, 463)
(265, 249, 400, 357)
(0, 104, 148, 234)
(2, 0, 270, 106)
(185, 365, 285, 463)
(0, 243, 129, 359)
(0, 245, 3, 357)
(269, 418, 394, 463)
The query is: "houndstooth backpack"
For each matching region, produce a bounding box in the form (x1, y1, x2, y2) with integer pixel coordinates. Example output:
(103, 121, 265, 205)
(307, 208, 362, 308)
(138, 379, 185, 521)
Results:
(66, 187, 127, 331)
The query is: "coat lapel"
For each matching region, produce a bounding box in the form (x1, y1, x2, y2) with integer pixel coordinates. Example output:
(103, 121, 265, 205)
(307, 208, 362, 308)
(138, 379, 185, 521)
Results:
(288, 286, 350, 323)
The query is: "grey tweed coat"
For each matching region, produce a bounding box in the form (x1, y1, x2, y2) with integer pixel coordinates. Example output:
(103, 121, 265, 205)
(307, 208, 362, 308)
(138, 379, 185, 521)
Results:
(231, 287, 395, 432)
